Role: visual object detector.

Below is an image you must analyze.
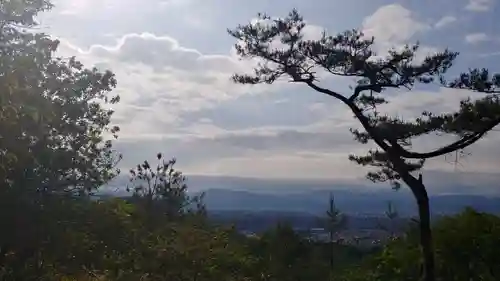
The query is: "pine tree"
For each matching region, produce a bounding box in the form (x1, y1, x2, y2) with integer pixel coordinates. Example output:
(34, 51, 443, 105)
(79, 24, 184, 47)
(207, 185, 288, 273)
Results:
(228, 10, 500, 281)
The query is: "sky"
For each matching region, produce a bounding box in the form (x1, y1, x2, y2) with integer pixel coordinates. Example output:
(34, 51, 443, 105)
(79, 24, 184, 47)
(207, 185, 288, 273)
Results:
(35, 0, 500, 190)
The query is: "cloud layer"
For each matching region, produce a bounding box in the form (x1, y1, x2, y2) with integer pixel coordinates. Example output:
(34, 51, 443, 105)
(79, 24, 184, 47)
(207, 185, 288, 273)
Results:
(40, 0, 500, 187)
(465, 0, 495, 12)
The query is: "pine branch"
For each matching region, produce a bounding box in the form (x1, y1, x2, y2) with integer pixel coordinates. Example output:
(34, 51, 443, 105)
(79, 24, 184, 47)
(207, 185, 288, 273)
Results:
(229, 10, 500, 187)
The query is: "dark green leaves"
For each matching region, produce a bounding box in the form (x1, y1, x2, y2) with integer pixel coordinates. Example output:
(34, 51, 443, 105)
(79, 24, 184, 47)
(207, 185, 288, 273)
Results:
(229, 10, 500, 190)
(446, 68, 500, 93)
(0, 0, 121, 194)
(349, 150, 425, 189)
(127, 153, 205, 219)
(0, 0, 52, 27)
(229, 10, 458, 98)
(342, 209, 500, 281)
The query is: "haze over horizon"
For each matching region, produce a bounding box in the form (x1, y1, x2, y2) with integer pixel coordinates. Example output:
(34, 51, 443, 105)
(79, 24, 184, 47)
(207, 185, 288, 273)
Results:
(103, 171, 500, 196)
(39, 0, 500, 193)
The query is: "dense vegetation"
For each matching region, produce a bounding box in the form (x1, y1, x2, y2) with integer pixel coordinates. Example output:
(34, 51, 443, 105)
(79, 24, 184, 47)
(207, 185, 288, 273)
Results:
(1, 1, 500, 280)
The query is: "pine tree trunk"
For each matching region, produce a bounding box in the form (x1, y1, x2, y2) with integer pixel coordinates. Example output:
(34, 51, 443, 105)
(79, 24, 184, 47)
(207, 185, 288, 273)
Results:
(406, 175, 436, 281)
(416, 190, 435, 281)
(330, 241, 334, 270)
(329, 231, 334, 270)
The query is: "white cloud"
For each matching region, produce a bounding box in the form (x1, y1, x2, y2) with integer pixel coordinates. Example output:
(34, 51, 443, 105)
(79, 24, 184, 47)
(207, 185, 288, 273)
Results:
(55, 31, 299, 141)
(60, 33, 234, 73)
(465, 0, 494, 11)
(362, 4, 430, 45)
(186, 151, 365, 180)
(302, 24, 326, 41)
(361, 4, 438, 63)
(479, 51, 500, 57)
(247, 17, 325, 51)
(434, 16, 457, 29)
(56, 36, 225, 131)
(55, 0, 190, 16)
(110, 83, 499, 180)
(56, 0, 122, 15)
(158, 0, 191, 8)
(45, 1, 500, 182)
(465, 33, 490, 44)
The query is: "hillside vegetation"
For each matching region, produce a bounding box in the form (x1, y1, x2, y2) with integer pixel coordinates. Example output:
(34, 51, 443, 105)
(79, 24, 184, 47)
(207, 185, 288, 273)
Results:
(1, 1, 500, 281)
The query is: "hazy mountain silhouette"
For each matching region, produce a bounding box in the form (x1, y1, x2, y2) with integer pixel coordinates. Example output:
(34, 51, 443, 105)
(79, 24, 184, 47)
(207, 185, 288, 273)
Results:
(101, 173, 500, 216)
(201, 188, 500, 216)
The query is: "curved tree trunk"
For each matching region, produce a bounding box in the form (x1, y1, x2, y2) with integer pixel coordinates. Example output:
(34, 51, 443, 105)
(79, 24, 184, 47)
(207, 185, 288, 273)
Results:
(405, 174, 436, 281)
(417, 190, 435, 281)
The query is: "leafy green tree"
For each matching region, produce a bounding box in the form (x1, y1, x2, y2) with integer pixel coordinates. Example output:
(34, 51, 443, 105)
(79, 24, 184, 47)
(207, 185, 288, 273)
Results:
(0, 0, 51, 26)
(0, 1, 122, 279)
(228, 10, 500, 281)
(432, 208, 500, 281)
(40, 198, 142, 280)
(0, 195, 139, 280)
(1, 2, 257, 281)
(1, 0, 121, 195)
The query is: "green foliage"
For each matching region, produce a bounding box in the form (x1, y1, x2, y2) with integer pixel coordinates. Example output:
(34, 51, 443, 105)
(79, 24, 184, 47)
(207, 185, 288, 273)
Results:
(0, 188, 255, 280)
(0, 194, 133, 280)
(2, 3, 499, 281)
(433, 208, 500, 281)
(0, 0, 52, 26)
(127, 153, 205, 218)
(320, 194, 349, 271)
(1, 0, 121, 194)
(342, 209, 500, 281)
(247, 223, 331, 281)
(228, 9, 500, 281)
(228, 9, 500, 188)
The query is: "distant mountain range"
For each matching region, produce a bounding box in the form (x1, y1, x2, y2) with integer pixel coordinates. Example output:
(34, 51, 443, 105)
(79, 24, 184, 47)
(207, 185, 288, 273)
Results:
(100, 173, 500, 216)
(201, 188, 500, 216)
(104, 172, 500, 195)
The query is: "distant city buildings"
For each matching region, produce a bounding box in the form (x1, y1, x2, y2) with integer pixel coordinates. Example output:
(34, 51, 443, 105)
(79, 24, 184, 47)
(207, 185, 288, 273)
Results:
(241, 226, 403, 249)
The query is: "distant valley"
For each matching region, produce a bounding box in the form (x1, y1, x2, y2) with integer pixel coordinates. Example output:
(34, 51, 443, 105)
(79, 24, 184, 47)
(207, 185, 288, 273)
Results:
(97, 174, 500, 241)
(101, 174, 500, 217)
(201, 188, 500, 216)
